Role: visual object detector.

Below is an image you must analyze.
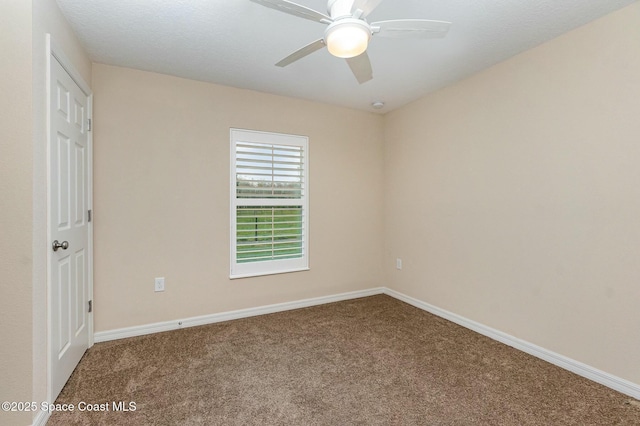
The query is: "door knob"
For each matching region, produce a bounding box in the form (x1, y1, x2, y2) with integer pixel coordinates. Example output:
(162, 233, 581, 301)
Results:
(52, 240, 69, 251)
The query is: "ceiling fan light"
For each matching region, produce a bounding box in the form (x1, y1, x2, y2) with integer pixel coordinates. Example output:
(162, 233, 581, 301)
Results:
(325, 20, 371, 59)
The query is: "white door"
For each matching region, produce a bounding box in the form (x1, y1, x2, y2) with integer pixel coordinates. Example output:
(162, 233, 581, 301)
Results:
(49, 53, 91, 400)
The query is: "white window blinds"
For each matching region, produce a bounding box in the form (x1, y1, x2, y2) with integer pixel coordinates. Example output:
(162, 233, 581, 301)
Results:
(230, 129, 309, 278)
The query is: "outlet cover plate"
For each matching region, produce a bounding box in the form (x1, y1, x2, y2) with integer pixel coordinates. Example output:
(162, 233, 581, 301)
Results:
(155, 277, 165, 292)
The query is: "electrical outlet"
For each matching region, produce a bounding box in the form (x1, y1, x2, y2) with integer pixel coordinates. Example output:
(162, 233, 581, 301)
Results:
(396, 258, 402, 270)
(154, 277, 165, 292)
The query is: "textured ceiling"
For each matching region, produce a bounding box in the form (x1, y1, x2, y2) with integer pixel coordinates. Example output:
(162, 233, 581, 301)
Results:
(56, 0, 636, 112)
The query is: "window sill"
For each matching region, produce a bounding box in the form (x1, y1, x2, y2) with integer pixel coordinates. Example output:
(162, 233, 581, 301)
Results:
(229, 267, 310, 280)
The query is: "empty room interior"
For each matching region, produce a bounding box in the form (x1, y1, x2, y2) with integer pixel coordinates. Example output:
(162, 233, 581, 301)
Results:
(2, 0, 640, 424)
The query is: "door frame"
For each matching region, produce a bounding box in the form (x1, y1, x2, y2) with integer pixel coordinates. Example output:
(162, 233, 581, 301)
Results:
(45, 34, 94, 403)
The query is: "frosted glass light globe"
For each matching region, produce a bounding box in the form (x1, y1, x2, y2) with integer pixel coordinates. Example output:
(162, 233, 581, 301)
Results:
(325, 19, 371, 59)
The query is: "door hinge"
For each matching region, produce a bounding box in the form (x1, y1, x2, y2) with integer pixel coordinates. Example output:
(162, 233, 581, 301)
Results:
(88, 209, 92, 222)
(87, 118, 92, 131)
(88, 300, 93, 313)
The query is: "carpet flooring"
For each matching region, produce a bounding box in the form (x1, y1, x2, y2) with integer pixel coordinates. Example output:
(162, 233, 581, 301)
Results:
(48, 295, 640, 425)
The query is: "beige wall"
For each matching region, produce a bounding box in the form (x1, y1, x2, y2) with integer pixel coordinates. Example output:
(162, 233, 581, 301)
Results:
(384, 3, 640, 385)
(0, 2, 34, 425)
(92, 64, 385, 331)
(0, 0, 91, 423)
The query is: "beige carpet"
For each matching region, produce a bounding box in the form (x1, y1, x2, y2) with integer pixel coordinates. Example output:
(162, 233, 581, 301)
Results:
(48, 295, 639, 425)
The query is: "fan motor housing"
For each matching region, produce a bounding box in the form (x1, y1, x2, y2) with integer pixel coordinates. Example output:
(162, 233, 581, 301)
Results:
(328, 0, 354, 19)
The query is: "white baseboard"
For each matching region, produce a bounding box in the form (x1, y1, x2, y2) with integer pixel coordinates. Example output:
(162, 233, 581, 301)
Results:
(32, 410, 49, 426)
(94, 287, 385, 343)
(92, 285, 639, 400)
(384, 288, 640, 400)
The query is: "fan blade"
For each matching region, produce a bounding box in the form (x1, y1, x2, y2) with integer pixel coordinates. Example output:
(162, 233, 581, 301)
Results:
(371, 19, 451, 38)
(346, 52, 373, 84)
(276, 39, 326, 67)
(351, 0, 384, 18)
(250, 0, 332, 24)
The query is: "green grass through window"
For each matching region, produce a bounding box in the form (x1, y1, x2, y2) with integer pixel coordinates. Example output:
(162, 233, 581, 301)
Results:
(236, 206, 303, 263)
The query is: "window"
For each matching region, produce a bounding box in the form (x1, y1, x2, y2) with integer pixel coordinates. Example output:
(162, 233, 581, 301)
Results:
(230, 129, 309, 278)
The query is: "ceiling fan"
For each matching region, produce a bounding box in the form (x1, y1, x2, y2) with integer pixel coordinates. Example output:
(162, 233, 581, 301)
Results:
(250, 0, 452, 84)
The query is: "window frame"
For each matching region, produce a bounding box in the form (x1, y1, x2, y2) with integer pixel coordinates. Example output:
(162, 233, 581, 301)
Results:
(229, 128, 309, 279)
